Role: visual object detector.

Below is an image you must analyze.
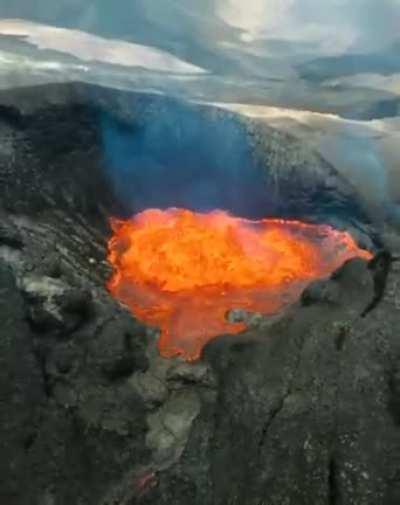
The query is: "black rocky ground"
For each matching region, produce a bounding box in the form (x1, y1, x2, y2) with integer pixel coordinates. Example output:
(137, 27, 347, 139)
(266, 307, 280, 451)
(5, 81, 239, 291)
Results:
(1, 82, 400, 505)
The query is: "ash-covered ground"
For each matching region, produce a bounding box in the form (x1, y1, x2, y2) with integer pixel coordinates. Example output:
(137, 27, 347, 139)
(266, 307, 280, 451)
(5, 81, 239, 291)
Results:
(1, 82, 400, 505)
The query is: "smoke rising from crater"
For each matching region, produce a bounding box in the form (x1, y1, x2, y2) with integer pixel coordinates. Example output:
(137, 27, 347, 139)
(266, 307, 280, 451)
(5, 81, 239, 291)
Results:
(100, 104, 277, 219)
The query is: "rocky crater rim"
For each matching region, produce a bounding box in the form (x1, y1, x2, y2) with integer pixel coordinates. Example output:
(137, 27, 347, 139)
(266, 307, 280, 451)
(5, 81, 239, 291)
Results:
(0, 82, 381, 246)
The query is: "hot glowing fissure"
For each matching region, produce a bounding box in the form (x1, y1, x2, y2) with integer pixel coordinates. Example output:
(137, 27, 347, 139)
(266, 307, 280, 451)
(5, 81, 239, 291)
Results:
(107, 208, 372, 361)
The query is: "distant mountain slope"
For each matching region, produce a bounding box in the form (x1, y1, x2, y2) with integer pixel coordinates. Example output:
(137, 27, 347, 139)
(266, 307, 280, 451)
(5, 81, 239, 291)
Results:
(298, 42, 400, 82)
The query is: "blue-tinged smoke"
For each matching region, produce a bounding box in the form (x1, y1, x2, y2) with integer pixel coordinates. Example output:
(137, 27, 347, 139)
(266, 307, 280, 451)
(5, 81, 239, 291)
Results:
(319, 131, 400, 228)
(100, 102, 279, 219)
(99, 95, 381, 237)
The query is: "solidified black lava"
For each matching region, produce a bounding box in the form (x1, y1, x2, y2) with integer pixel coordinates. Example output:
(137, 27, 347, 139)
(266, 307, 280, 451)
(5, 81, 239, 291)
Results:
(1, 82, 399, 505)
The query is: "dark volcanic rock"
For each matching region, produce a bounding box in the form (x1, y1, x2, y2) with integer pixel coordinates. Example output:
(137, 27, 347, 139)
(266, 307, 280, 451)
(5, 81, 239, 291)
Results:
(149, 258, 400, 505)
(90, 313, 149, 380)
(302, 257, 373, 308)
(0, 209, 24, 248)
(20, 275, 93, 335)
(0, 262, 44, 504)
(301, 278, 341, 306)
(4, 248, 398, 505)
(0, 260, 150, 505)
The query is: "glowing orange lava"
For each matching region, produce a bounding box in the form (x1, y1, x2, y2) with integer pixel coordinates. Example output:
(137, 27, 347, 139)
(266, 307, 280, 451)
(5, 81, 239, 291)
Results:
(107, 208, 372, 361)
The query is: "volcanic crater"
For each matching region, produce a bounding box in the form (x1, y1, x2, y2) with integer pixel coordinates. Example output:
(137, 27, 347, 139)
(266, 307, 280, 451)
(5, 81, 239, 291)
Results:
(1, 82, 400, 505)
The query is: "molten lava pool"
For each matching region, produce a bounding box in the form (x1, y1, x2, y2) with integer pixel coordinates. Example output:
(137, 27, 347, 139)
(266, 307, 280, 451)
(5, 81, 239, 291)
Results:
(107, 208, 371, 361)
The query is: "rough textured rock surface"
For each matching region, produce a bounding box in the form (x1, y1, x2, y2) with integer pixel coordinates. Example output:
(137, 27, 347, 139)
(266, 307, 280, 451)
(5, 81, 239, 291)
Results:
(0, 82, 399, 505)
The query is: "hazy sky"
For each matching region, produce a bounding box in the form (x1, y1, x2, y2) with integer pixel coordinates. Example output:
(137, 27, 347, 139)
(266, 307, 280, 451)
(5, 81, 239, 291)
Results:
(218, 0, 400, 52)
(0, 0, 399, 57)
